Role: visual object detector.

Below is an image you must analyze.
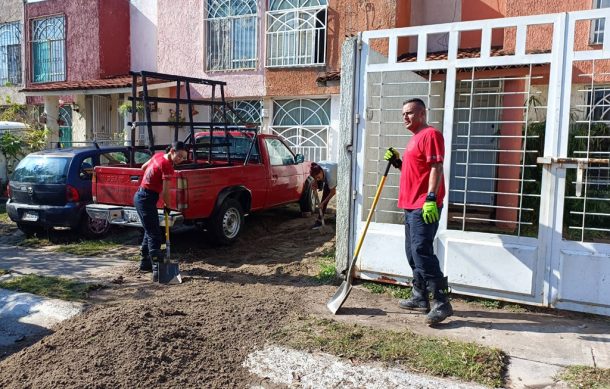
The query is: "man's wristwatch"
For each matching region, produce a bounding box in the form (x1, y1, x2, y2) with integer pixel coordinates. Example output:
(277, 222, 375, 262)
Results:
(426, 192, 436, 202)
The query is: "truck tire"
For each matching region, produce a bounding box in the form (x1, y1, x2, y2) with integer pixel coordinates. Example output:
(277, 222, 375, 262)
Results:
(17, 223, 44, 238)
(79, 213, 111, 239)
(210, 198, 244, 245)
(299, 178, 316, 214)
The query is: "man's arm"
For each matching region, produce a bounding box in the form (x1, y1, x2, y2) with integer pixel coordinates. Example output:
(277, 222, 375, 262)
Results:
(162, 180, 171, 208)
(428, 162, 443, 194)
(141, 158, 152, 171)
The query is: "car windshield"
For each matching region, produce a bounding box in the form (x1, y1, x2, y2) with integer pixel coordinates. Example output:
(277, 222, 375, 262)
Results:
(11, 156, 70, 184)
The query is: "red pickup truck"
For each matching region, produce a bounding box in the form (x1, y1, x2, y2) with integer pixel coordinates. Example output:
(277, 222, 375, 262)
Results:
(86, 130, 316, 244)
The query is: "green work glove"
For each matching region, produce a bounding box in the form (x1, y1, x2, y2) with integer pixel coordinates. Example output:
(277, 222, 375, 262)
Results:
(384, 147, 402, 168)
(422, 193, 439, 224)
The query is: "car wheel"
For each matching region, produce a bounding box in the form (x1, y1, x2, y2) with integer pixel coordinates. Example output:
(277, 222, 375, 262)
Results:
(299, 177, 316, 214)
(210, 198, 244, 245)
(79, 213, 111, 239)
(16, 223, 44, 238)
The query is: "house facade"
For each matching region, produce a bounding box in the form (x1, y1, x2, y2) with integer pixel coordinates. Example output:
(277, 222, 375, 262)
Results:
(0, 0, 25, 105)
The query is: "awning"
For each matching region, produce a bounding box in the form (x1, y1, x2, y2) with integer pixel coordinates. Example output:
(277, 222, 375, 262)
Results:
(20, 75, 174, 96)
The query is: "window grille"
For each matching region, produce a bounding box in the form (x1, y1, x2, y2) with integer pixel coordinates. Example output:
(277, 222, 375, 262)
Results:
(0, 21, 22, 86)
(270, 98, 329, 161)
(212, 100, 262, 123)
(31, 15, 65, 83)
(591, 0, 610, 44)
(266, 0, 327, 67)
(205, 0, 257, 71)
(568, 67, 610, 243)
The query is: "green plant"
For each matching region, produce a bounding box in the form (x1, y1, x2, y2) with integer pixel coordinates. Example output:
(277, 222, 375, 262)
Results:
(118, 101, 144, 116)
(558, 365, 610, 388)
(0, 131, 23, 179)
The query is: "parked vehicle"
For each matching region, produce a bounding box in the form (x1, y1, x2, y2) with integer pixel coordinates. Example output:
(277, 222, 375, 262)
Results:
(87, 130, 316, 245)
(6, 145, 151, 238)
(85, 71, 316, 245)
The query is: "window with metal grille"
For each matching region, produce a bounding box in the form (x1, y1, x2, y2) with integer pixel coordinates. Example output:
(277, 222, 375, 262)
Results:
(591, 0, 610, 44)
(0, 21, 22, 86)
(31, 15, 65, 83)
(212, 100, 262, 124)
(270, 98, 329, 161)
(205, 0, 257, 71)
(266, 0, 327, 67)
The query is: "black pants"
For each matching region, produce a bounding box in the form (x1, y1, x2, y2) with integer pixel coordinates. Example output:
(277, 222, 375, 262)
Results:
(133, 188, 163, 260)
(404, 208, 444, 284)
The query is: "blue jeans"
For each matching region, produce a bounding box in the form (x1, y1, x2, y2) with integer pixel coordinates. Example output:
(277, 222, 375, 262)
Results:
(134, 188, 163, 260)
(404, 209, 444, 284)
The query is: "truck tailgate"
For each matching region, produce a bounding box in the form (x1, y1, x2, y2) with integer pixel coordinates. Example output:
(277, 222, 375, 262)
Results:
(93, 166, 143, 206)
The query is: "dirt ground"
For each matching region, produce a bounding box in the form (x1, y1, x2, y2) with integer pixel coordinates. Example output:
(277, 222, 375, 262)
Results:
(1, 204, 607, 388)
(0, 204, 338, 388)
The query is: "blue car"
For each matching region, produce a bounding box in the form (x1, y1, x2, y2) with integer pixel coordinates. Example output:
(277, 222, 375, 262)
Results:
(6, 146, 151, 238)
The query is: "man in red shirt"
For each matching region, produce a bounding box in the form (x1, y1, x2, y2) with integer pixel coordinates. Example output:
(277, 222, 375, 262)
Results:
(134, 141, 187, 280)
(384, 98, 453, 325)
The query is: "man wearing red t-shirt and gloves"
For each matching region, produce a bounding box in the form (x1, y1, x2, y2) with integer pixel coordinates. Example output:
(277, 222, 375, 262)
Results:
(134, 141, 187, 280)
(384, 98, 453, 325)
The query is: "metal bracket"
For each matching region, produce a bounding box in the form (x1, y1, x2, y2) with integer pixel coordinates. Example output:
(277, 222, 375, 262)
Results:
(537, 157, 610, 197)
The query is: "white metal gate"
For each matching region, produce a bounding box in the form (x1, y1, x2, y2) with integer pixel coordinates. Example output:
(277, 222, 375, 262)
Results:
(351, 10, 610, 315)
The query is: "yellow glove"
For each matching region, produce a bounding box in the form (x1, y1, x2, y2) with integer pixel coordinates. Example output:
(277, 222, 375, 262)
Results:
(422, 193, 439, 224)
(384, 147, 402, 169)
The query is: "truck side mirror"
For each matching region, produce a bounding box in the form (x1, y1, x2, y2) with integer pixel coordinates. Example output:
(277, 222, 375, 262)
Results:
(295, 154, 305, 164)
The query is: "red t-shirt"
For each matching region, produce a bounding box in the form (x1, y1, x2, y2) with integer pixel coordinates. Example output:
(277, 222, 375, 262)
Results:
(141, 153, 174, 193)
(397, 126, 445, 210)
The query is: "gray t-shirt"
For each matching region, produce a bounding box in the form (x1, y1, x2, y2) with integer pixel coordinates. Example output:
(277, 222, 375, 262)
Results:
(317, 161, 338, 189)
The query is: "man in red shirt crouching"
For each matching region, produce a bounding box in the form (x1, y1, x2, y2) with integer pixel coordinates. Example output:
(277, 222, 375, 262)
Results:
(384, 98, 453, 325)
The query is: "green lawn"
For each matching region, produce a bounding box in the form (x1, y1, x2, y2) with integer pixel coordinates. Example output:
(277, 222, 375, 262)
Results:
(274, 316, 507, 388)
(0, 274, 102, 301)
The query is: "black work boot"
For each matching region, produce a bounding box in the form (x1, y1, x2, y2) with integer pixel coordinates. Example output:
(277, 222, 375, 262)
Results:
(426, 276, 453, 325)
(138, 248, 152, 272)
(150, 251, 164, 283)
(398, 278, 430, 312)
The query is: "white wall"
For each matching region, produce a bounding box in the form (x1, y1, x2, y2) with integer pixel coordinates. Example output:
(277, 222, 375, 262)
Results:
(130, 0, 158, 72)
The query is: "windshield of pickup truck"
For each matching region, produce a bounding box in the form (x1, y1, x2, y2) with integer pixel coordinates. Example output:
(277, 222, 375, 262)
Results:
(195, 135, 260, 162)
(11, 155, 70, 184)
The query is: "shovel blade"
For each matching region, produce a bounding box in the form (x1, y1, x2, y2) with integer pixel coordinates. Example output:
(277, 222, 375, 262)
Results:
(158, 262, 182, 284)
(326, 280, 352, 315)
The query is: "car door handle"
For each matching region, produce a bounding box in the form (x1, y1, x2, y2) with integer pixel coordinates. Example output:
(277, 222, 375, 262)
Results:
(130, 175, 140, 182)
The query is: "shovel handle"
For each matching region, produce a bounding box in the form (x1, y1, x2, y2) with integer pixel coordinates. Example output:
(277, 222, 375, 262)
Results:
(164, 209, 170, 263)
(349, 159, 392, 270)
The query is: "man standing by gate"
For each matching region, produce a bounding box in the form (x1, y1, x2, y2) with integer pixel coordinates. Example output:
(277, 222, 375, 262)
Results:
(384, 98, 453, 325)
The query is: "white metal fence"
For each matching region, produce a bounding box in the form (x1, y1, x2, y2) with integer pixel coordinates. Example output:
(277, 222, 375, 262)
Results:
(351, 10, 610, 315)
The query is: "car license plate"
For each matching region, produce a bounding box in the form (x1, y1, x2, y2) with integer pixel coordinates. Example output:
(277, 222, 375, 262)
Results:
(124, 209, 141, 223)
(22, 211, 38, 222)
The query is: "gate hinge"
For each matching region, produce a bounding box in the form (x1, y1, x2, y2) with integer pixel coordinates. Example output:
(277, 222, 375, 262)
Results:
(355, 113, 360, 124)
(352, 190, 357, 200)
(357, 37, 363, 51)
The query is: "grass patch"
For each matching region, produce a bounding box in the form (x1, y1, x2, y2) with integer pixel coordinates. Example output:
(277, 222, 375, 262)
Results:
(0, 202, 10, 223)
(274, 316, 506, 387)
(0, 274, 102, 301)
(17, 237, 52, 248)
(55, 240, 122, 256)
(558, 365, 610, 388)
(315, 247, 337, 284)
(363, 281, 412, 300)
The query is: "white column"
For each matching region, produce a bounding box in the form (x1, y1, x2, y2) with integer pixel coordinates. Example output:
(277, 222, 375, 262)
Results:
(43, 95, 60, 147)
(71, 94, 87, 144)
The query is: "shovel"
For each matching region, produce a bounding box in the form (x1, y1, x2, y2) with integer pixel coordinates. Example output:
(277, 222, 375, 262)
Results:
(158, 209, 182, 284)
(327, 159, 392, 314)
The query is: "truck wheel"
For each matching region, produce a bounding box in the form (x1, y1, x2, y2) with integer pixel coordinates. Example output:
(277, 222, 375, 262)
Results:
(79, 213, 111, 239)
(17, 223, 44, 238)
(299, 178, 316, 213)
(211, 198, 244, 245)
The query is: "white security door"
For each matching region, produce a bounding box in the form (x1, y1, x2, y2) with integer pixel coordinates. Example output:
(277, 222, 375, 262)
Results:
(349, 10, 610, 315)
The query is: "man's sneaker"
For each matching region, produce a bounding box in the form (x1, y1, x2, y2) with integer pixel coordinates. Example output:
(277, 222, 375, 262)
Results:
(311, 220, 323, 230)
(139, 258, 152, 272)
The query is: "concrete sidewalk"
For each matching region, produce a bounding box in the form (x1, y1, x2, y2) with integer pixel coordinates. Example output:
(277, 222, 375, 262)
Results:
(312, 285, 610, 389)
(0, 243, 131, 358)
(0, 243, 131, 281)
